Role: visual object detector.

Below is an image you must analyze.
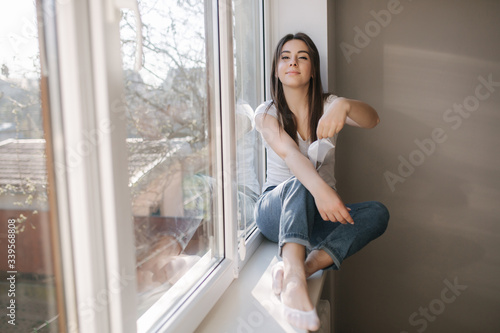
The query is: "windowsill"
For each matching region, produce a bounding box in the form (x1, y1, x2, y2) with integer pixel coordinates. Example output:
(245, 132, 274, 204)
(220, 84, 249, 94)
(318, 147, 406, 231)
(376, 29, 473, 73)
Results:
(195, 239, 326, 333)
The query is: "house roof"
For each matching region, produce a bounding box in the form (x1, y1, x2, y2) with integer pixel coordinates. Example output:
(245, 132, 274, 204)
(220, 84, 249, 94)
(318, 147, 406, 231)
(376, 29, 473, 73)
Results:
(0, 139, 47, 187)
(0, 138, 191, 190)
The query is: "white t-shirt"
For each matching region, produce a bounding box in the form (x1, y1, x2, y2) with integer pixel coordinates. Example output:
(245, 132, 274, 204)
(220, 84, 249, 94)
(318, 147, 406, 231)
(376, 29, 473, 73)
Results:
(255, 95, 338, 191)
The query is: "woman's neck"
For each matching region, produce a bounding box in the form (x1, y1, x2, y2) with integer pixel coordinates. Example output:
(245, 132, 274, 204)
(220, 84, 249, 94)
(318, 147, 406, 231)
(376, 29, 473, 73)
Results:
(283, 85, 309, 118)
(283, 85, 310, 140)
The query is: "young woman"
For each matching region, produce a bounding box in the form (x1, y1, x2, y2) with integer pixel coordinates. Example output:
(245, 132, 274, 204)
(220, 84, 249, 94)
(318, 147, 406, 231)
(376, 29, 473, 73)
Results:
(254, 32, 389, 330)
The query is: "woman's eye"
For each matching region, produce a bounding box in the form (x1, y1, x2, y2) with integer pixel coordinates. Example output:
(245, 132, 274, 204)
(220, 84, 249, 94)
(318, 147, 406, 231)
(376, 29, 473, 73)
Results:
(299, 56, 308, 60)
(281, 56, 290, 60)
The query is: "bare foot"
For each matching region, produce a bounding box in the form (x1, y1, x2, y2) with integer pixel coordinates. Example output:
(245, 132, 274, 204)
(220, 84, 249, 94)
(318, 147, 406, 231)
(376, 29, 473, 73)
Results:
(281, 268, 314, 312)
(280, 268, 320, 330)
(280, 243, 320, 330)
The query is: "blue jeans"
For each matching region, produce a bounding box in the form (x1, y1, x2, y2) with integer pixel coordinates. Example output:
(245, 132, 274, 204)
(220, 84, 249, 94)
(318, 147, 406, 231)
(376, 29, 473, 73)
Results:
(255, 177, 389, 270)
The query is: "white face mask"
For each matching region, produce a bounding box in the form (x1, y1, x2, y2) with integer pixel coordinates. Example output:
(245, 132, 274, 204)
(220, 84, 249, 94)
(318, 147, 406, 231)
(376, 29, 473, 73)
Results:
(308, 138, 335, 169)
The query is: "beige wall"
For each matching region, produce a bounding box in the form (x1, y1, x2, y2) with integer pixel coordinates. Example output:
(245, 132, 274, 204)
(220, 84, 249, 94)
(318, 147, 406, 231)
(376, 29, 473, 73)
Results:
(331, 0, 500, 332)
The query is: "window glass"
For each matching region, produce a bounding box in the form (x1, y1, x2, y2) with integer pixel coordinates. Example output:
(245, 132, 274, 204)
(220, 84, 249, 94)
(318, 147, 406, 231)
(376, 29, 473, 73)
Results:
(119, 0, 222, 320)
(232, 0, 263, 239)
(0, 1, 60, 332)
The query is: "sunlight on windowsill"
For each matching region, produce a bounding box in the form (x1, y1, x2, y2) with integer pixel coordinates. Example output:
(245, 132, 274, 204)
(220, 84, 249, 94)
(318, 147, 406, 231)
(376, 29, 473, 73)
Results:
(195, 240, 326, 333)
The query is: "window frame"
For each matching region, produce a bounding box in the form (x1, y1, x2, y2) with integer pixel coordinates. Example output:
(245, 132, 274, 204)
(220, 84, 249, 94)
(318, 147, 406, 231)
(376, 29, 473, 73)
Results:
(51, 0, 137, 332)
(232, 0, 268, 272)
(46, 0, 267, 331)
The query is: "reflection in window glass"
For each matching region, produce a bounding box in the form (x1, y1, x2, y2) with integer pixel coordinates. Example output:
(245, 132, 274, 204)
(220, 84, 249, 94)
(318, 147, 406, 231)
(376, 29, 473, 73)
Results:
(119, 0, 221, 319)
(0, 1, 59, 332)
(233, 0, 263, 238)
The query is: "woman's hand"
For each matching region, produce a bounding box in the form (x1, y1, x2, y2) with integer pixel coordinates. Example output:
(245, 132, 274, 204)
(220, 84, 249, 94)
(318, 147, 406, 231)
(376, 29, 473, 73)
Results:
(316, 97, 350, 139)
(313, 184, 354, 224)
(317, 97, 380, 138)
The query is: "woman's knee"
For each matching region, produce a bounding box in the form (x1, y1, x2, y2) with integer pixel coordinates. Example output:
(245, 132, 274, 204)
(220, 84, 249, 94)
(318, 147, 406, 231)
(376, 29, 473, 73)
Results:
(280, 177, 311, 199)
(368, 201, 390, 235)
(254, 194, 280, 242)
(255, 210, 279, 242)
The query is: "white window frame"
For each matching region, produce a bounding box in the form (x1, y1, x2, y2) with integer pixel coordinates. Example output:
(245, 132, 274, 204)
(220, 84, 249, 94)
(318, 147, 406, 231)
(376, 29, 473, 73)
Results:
(52, 0, 136, 331)
(47, 0, 268, 332)
(234, 0, 268, 272)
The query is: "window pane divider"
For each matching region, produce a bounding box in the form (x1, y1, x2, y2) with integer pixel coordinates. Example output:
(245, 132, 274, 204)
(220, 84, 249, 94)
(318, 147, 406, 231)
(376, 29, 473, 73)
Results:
(38, 1, 76, 331)
(54, 0, 113, 331)
(87, 0, 138, 332)
(55, 0, 138, 332)
(217, 0, 239, 276)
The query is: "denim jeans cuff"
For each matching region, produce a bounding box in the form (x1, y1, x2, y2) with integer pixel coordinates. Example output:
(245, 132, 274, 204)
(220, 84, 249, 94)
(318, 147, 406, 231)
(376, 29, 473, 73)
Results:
(279, 236, 311, 257)
(316, 245, 342, 270)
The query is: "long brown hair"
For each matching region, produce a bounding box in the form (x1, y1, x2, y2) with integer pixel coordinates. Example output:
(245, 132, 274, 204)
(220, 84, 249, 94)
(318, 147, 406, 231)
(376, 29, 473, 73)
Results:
(267, 32, 329, 143)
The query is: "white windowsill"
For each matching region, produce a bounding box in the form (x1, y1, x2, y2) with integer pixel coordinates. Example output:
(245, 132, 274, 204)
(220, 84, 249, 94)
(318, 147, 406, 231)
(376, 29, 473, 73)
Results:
(195, 239, 326, 333)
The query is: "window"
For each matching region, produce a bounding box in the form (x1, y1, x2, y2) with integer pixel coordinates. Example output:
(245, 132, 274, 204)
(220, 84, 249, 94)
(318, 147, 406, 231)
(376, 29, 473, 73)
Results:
(0, 0, 266, 331)
(119, 0, 223, 322)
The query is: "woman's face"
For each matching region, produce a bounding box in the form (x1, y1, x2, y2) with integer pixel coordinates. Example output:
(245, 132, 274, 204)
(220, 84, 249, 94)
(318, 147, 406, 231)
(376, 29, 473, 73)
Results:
(277, 39, 313, 89)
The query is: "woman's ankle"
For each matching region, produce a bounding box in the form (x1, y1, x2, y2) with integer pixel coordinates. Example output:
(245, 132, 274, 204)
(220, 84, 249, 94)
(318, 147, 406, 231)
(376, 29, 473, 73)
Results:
(304, 253, 320, 278)
(305, 249, 333, 277)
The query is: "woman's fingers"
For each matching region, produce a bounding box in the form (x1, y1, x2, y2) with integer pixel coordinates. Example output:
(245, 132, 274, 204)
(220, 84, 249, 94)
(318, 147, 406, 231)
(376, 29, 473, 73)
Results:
(317, 111, 347, 139)
(320, 209, 339, 223)
(315, 187, 353, 224)
(323, 207, 354, 224)
(318, 124, 344, 139)
(320, 211, 329, 222)
(333, 212, 345, 224)
(317, 122, 341, 139)
(342, 209, 354, 224)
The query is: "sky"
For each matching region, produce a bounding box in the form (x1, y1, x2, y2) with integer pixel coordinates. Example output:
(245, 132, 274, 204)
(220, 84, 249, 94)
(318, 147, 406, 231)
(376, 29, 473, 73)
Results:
(0, 0, 39, 80)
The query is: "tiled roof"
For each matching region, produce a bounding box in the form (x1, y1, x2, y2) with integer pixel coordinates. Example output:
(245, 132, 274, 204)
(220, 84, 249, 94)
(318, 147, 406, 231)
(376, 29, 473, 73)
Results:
(0, 139, 47, 187)
(0, 138, 190, 189)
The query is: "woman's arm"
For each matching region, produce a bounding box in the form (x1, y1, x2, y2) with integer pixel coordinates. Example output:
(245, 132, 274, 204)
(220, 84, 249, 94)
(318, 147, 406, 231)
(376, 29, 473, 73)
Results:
(256, 113, 353, 224)
(316, 97, 379, 139)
